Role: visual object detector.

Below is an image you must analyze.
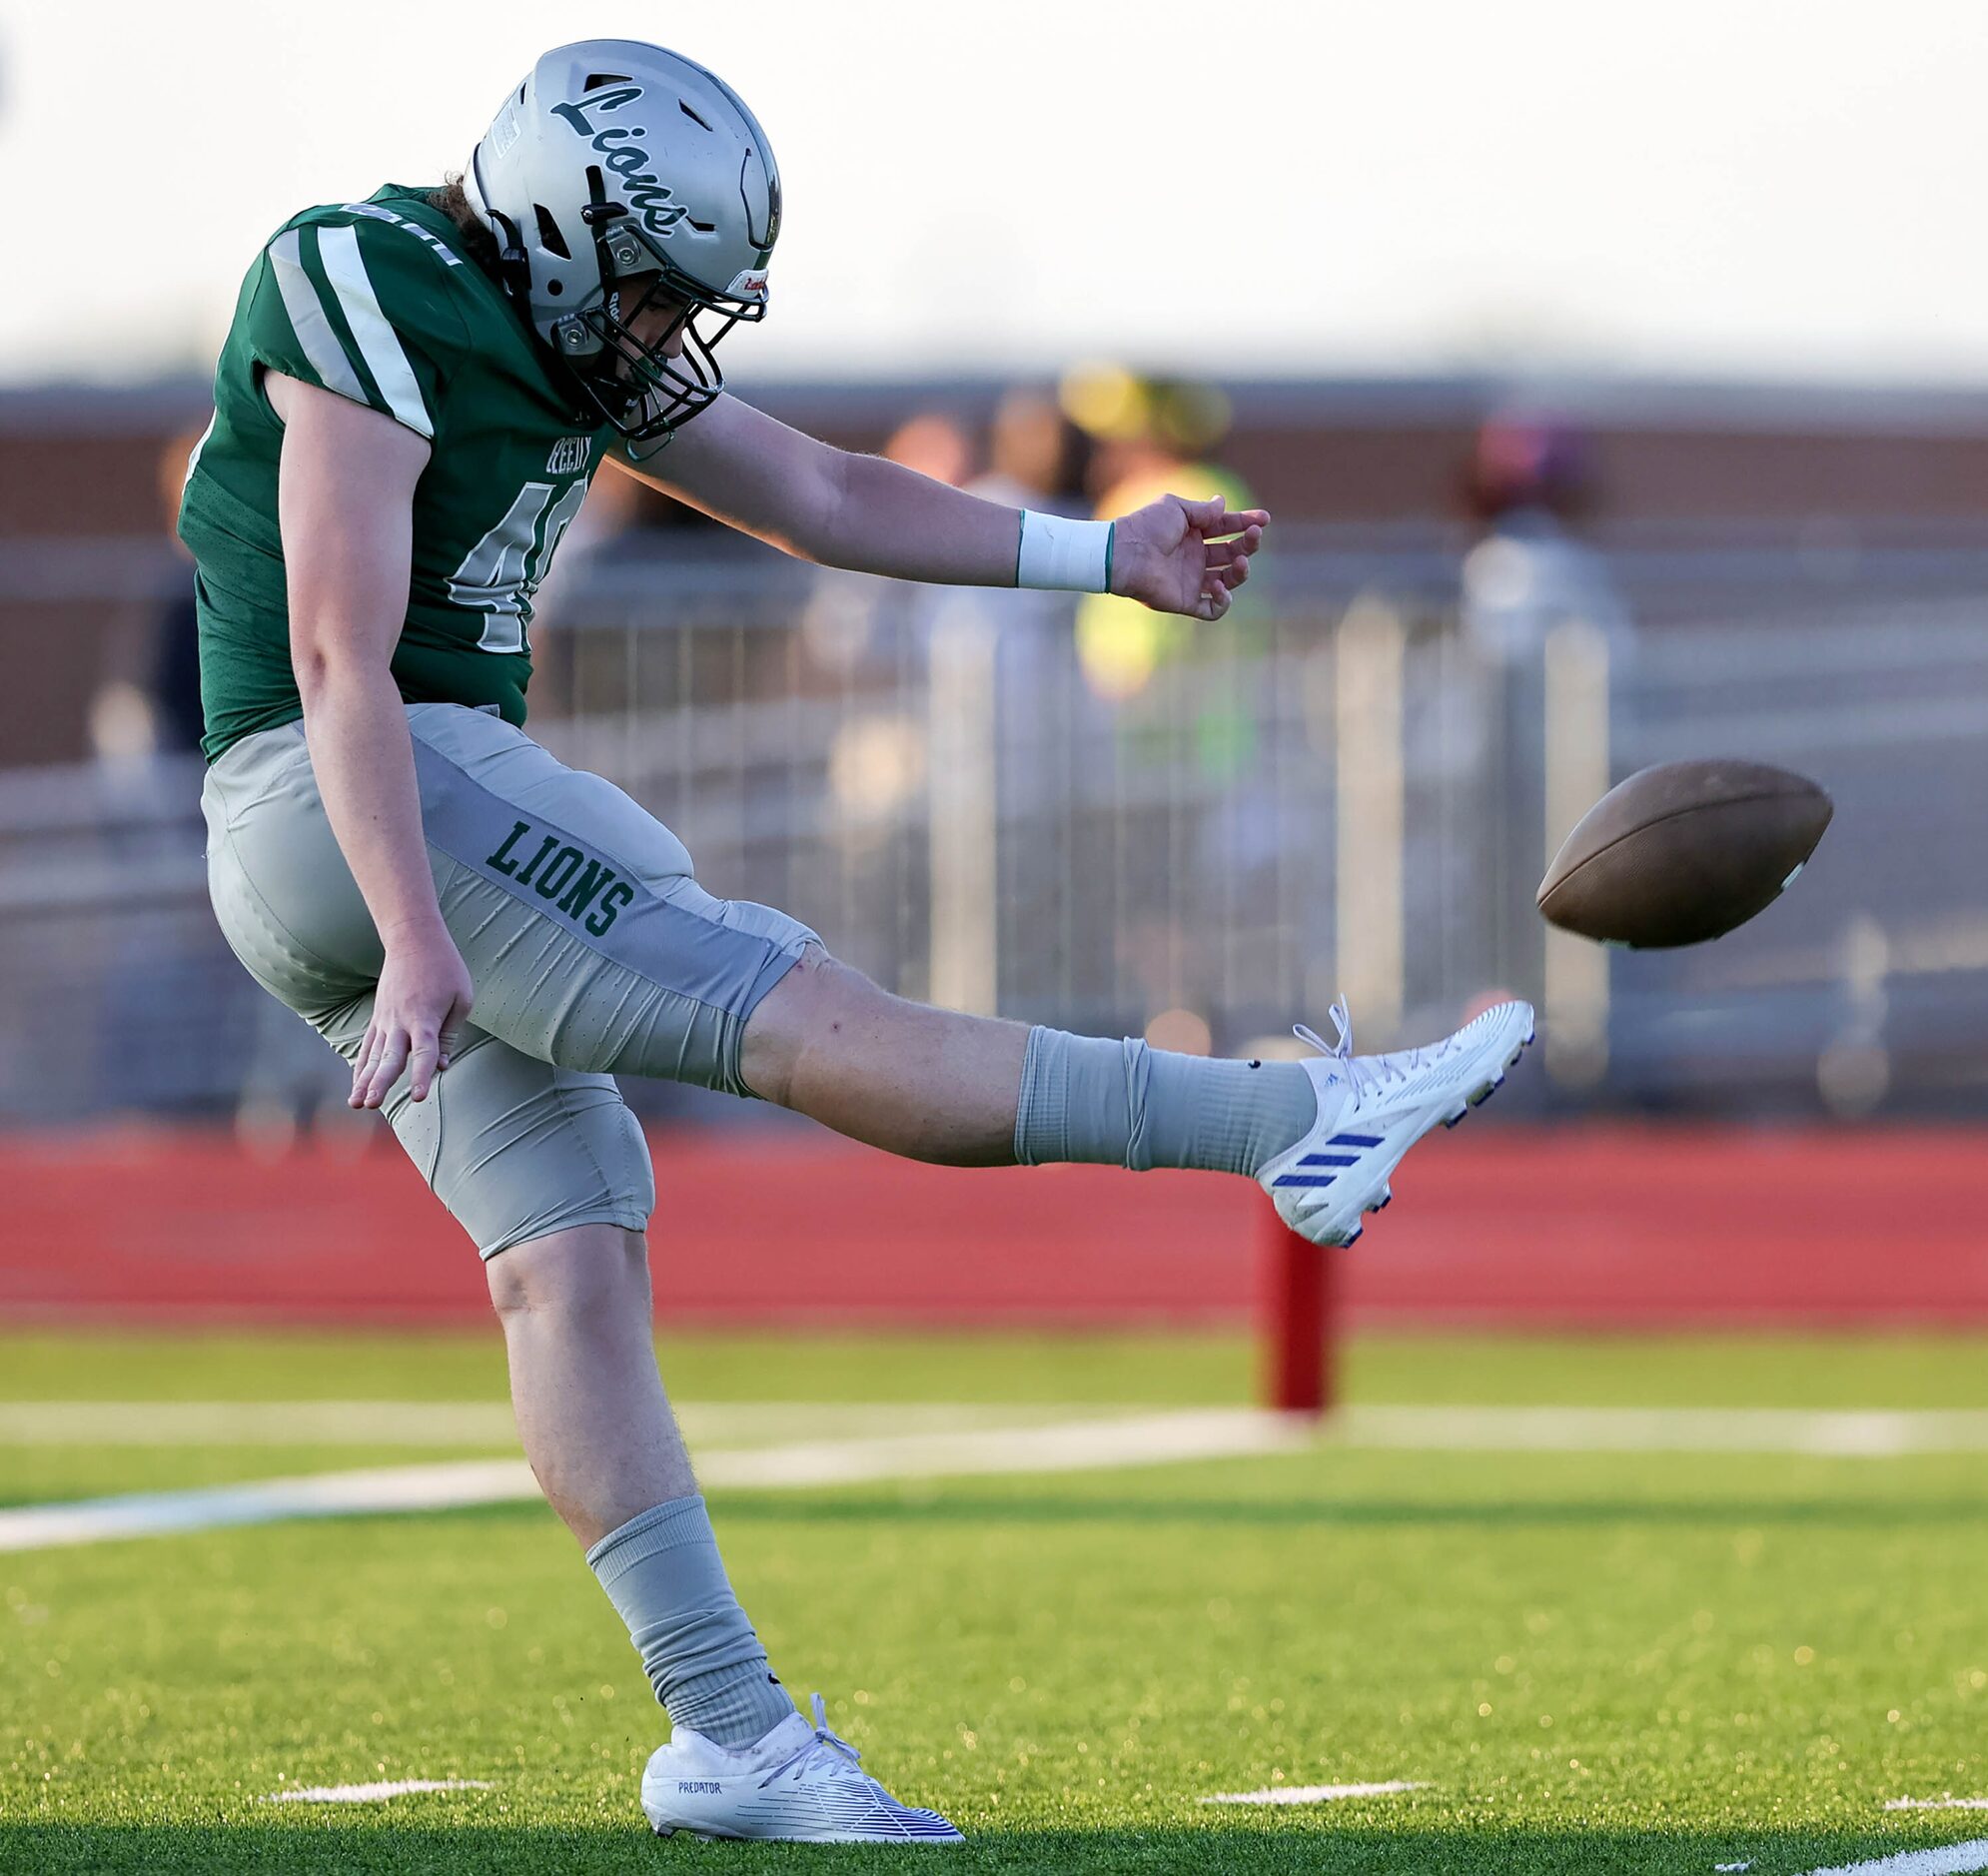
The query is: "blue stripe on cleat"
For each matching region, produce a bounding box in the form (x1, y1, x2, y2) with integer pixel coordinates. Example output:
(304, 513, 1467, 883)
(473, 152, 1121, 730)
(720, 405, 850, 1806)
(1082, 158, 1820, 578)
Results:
(1299, 1152, 1361, 1168)
(1328, 1133, 1384, 1149)
(1272, 1173, 1337, 1190)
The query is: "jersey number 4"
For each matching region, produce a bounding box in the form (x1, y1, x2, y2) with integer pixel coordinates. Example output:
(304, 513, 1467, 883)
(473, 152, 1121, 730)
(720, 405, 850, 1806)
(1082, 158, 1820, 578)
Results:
(446, 479, 589, 654)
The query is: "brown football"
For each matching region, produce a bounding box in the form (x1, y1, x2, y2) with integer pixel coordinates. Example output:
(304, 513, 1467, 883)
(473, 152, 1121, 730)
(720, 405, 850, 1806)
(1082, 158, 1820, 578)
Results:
(1537, 759, 1832, 948)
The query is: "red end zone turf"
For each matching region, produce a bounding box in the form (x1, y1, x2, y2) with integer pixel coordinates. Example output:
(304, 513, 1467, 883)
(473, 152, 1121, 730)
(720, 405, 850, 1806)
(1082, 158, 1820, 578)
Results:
(3, 1124, 1986, 1330)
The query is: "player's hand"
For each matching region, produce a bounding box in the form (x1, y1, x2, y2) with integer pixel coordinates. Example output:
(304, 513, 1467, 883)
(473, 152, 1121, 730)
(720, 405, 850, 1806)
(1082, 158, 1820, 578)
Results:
(1108, 494, 1270, 621)
(350, 919, 475, 1110)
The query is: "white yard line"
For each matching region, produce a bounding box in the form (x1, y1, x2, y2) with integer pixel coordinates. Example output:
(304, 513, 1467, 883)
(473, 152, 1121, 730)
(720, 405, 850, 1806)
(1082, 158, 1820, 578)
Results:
(16, 1402, 1988, 1455)
(697, 1407, 1314, 1489)
(1201, 1781, 1425, 1805)
(0, 1458, 540, 1551)
(1798, 1842, 1988, 1875)
(267, 1779, 491, 1803)
(1330, 1407, 1988, 1457)
(9, 1400, 1988, 1555)
(1890, 1802, 1988, 1813)
(0, 1408, 1311, 1553)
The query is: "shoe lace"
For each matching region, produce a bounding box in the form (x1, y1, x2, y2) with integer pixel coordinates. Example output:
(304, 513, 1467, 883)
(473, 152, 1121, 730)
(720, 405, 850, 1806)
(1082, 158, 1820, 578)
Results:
(759, 1692, 866, 1789)
(1293, 994, 1427, 1099)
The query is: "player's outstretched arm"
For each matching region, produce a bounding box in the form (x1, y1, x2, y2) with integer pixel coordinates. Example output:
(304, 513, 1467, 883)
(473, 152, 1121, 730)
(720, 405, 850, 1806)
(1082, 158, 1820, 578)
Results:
(618, 395, 1269, 618)
(271, 372, 475, 1110)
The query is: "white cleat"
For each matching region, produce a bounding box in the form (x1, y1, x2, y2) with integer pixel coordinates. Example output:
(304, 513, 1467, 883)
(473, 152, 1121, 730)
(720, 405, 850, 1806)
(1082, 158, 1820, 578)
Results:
(641, 1691, 964, 1845)
(1256, 995, 1535, 1248)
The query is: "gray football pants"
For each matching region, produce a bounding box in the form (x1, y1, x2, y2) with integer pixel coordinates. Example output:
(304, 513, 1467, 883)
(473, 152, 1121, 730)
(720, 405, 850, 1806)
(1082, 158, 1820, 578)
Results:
(202, 703, 817, 1256)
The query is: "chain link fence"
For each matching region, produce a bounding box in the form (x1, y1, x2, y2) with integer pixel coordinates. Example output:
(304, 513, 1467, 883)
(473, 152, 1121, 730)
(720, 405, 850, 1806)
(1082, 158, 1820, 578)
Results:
(7, 526, 1988, 1123)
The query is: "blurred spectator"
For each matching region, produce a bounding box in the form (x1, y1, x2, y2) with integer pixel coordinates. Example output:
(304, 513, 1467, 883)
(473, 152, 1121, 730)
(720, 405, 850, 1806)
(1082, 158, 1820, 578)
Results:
(796, 397, 1083, 1015)
(72, 427, 359, 1138)
(1062, 366, 1256, 703)
(974, 387, 1091, 513)
(1454, 413, 1628, 1035)
(86, 430, 207, 763)
(800, 410, 976, 675)
(149, 431, 209, 755)
(882, 410, 976, 488)
(1058, 367, 1267, 1036)
(924, 391, 1098, 1014)
(1459, 411, 1632, 663)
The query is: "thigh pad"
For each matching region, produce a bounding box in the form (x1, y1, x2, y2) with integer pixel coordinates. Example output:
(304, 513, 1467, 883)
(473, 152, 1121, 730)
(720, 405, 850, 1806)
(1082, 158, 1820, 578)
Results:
(314, 998, 654, 1259)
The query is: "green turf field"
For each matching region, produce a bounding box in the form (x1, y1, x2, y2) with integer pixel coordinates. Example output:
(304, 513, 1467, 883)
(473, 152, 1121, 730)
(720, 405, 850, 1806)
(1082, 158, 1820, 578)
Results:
(5, 1331, 1988, 1874)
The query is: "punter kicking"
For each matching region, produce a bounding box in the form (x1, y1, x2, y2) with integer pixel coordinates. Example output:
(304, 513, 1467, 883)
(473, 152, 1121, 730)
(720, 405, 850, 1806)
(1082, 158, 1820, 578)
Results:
(186, 38, 1531, 1844)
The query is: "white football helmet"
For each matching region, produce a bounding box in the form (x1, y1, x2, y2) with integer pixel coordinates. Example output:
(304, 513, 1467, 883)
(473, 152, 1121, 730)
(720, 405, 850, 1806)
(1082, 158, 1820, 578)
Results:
(463, 39, 780, 443)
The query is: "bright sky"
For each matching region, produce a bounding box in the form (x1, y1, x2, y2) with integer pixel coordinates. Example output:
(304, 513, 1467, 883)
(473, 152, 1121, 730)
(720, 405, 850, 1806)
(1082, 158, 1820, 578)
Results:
(8, 0, 1988, 386)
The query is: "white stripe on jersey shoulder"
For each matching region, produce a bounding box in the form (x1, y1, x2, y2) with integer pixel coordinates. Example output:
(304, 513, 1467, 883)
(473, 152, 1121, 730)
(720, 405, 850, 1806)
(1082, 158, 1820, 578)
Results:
(315, 224, 435, 441)
(268, 229, 366, 404)
(342, 201, 466, 267)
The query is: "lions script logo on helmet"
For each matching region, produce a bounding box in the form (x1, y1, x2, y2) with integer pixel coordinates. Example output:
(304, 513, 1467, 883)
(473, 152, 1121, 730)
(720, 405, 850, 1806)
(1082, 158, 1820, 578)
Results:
(547, 87, 687, 242)
(464, 39, 781, 444)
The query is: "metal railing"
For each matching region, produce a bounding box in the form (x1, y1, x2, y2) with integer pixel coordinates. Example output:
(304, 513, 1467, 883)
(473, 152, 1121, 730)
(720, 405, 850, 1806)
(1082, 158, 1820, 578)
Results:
(6, 528, 1988, 1122)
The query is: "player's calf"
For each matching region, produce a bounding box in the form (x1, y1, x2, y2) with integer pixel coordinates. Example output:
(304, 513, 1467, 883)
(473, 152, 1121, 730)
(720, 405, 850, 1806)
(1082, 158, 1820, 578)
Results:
(740, 947, 1031, 1165)
(487, 1229, 797, 1753)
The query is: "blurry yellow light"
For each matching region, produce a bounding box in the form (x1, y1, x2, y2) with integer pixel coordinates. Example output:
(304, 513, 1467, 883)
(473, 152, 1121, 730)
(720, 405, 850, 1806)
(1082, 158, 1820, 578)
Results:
(1153, 382, 1233, 455)
(1059, 362, 1149, 441)
(1075, 600, 1163, 698)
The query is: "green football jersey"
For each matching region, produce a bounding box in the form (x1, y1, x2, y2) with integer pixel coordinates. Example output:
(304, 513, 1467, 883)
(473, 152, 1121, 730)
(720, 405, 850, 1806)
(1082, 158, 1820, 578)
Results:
(181, 184, 615, 760)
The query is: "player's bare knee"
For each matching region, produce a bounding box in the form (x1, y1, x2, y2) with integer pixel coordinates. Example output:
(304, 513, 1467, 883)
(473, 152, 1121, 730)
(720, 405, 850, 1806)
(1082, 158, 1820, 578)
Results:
(487, 1225, 651, 1329)
(741, 943, 878, 1107)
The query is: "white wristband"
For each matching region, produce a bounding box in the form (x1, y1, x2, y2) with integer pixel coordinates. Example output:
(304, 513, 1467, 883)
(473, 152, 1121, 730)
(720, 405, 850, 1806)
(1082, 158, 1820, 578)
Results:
(1015, 510, 1114, 593)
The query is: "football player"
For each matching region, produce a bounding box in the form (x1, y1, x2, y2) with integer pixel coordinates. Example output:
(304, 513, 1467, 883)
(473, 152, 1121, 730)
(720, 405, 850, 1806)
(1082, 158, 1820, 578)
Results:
(185, 39, 1532, 1844)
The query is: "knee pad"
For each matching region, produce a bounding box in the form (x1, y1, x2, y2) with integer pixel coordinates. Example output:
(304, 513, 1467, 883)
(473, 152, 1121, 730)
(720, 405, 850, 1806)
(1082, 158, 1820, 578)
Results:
(384, 1030, 655, 1258)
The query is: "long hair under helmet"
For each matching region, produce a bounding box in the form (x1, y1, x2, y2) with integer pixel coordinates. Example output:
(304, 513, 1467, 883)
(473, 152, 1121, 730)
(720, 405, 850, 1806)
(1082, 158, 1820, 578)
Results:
(463, 40, 780, 446)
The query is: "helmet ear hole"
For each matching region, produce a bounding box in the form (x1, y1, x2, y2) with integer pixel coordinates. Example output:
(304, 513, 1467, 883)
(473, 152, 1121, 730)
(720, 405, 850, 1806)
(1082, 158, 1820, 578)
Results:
(533, 204, 571, 260)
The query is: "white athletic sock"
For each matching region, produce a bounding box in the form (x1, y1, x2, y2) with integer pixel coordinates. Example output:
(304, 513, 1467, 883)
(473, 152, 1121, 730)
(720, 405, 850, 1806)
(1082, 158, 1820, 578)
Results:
(1012, 1028, 1318, 1176)
(586, 1494, 795, 1748)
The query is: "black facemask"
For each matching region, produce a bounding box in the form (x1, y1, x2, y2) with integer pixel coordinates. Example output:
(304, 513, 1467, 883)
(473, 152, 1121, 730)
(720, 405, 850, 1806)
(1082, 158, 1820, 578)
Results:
(561, 185, 765, 447)
(568, 268, 754, 446)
